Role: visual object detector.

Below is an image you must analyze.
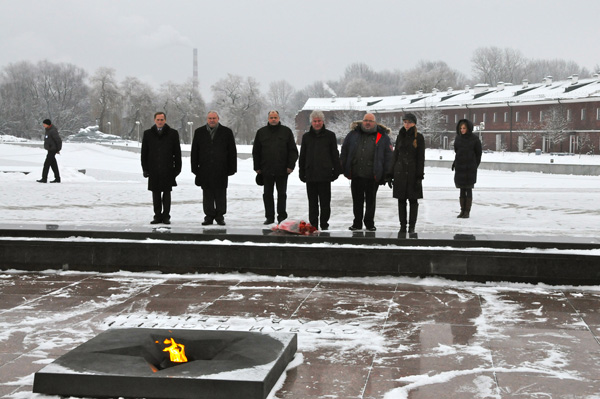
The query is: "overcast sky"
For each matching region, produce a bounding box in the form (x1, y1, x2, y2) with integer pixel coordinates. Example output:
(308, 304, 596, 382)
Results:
(1, 0, 598, 101)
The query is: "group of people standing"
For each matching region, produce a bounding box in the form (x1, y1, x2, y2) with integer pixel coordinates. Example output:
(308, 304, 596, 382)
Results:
(38, 108, 481, 232)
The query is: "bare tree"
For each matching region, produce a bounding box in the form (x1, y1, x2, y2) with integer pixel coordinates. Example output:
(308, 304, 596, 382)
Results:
(471, 46, 527, 85)
(525, 59, 591, 83)
(211, 74, 265, 144)
(542, 104, 570, 152)
(159, 79, 205, 144)
(402, 60, 467, 94)
(325, 108, 364, 141)
(266, 80, 297, 127)
(89, 67, 120, 134)
(0, 60, 89, 138)
(414, 106, 445, 148)
(120, 77, 157, 139)
(577, 132, 596, 155)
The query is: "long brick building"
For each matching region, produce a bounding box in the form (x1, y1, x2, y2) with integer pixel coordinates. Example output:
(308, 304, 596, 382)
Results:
(296, 74, 600, 154)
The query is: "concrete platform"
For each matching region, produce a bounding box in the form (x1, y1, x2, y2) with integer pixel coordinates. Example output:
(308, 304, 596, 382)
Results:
(1, 224, 599, 285)
(2, 271, 600, 398)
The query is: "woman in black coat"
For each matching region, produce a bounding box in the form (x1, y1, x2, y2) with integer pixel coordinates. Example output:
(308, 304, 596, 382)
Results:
(392, 114, 425, 233)
(452, 119, 482, 218)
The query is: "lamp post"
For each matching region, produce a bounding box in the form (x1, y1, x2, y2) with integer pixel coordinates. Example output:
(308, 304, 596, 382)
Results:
(135, 121, 140, 146)
(187, 121, 193, 144)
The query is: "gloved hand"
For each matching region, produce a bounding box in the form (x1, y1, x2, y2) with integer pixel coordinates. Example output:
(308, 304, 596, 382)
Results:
(143, 170, 149, 178)
(386, 177, 393, 188)
(451, 161, 455, 171)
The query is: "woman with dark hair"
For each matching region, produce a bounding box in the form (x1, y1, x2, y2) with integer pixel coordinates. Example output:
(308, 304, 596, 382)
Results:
(392, 113, 425, 233)
(452, 119, 482, 218)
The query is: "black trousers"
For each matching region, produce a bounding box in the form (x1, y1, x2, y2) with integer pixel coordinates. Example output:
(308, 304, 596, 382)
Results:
(350, 177, 379, 229)
(152, 191, 171, 219)
(306, 181, 331, 228)
(262, 175, 288, 222)
(202, 187, 227, 222)
(42, 151, 60, 180)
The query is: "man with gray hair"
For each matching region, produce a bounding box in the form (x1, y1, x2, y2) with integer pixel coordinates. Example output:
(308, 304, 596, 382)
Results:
(191, 111, 237, 226)
(340, 113, 393, 231)
(298, 110, 340, 230)
(252, 110, 298, 224)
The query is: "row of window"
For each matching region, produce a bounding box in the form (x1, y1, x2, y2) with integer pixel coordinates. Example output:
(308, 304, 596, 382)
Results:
(455, 108, 600, 125)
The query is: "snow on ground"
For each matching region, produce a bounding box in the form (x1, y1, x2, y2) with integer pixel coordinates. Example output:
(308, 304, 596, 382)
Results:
(1, 142, 599, 237)
(2, 142, 600, 398)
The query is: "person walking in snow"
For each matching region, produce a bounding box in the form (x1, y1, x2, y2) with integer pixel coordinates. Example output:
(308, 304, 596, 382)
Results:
(37, 119, 62, 183)
(191, 111, 237, 226)
(141, 112, 182, 225)
(452, 119, 482, 218)
(340, 113, 394, 231)
(252, 110, 298, 225)
(392, 113, 425, 234)
(298, 110, 341, 230)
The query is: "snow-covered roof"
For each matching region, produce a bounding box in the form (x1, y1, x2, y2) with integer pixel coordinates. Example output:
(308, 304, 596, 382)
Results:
(302, 75, 600, 112)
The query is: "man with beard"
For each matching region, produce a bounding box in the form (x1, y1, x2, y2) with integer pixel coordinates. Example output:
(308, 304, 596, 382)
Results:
(141, 112, 182, 224)
(191, 111, 237, 226)
(340, 113, 393, 231)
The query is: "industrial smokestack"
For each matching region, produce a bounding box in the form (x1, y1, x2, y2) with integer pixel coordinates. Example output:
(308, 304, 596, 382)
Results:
(193, 48, 198, 90)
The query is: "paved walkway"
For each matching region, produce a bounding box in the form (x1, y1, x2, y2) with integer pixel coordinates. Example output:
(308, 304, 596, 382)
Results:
(1, 271, 600, 398)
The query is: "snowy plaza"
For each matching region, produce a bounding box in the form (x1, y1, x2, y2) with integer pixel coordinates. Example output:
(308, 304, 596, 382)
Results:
(1, 141, 600, 398)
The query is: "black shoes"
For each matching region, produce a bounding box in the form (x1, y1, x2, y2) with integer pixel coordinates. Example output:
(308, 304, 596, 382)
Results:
(348, 225, 361, 231)
(366, 226, 377, 232)
(216, 220, 226, 226)
(50, 178, 61, 183)
(202, 220, 213, 226)
(150, 218, 162, 224)
(36, 179, 47, 183)
(263, 219, 275, 225)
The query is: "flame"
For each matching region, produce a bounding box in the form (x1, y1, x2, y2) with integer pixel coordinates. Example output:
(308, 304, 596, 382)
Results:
(162, 338, 187, 363)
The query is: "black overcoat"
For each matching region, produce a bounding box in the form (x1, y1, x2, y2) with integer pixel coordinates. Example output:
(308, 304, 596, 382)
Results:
(190, 124, 237, 189)
(392, 126, 425, 200)
(252, 122, 298, 176)
(298, 126, 341, 182)
(453, 119, 482, 189)
(141, 124, 182, 192)
(44, 125, 62, 152)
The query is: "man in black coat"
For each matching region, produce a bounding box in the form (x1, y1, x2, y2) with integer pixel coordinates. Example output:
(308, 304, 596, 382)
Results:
(298, 110, 340, 230)
(141, 112, 182, 224)
(37, 119, 62, 183)
(252, 110, 298, 224)
(340, 113, 393, 231)
(191, 111, 237, 226)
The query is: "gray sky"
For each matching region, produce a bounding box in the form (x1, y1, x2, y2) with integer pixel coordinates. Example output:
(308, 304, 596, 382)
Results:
(1, 0, 598, 101)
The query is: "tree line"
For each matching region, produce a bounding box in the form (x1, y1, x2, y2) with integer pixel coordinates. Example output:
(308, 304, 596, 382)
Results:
(0, 46, 597, 143)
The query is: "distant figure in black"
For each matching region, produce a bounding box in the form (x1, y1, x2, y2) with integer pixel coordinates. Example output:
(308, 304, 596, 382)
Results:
(392, 113, 425, 233)
(452, 119, 482, 218)
(298, 110, 341, 230)
(141, 112, 182, 224)
(37, 119, 62, 183)
(191, 111, 237, 226)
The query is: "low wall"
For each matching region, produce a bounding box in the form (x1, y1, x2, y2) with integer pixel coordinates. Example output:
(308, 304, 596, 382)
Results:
(1, 226, 599, 285)
(427, 159, 600, 176)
